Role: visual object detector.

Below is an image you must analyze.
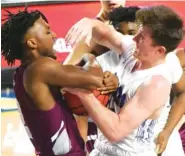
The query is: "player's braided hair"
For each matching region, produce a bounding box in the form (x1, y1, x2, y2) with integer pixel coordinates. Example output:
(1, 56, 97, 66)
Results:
(1, 8, 48, 65)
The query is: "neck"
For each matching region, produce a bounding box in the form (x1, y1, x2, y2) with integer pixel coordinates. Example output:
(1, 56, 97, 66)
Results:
(21, 50, 39, 66)
(96, 9, 110, 23)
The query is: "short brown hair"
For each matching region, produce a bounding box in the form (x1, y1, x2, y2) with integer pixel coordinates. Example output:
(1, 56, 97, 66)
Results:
(136, 5, 184, 53)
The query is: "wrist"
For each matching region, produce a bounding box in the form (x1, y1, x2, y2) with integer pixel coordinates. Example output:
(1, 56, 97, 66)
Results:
(78, 93, 94, 100)
(162, 127, 173, 135)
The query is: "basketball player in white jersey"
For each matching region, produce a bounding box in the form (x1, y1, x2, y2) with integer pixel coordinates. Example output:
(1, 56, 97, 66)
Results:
(65, 6, 185, 155)
(98, 7, 185, 155)
(65, 6, 184, 155)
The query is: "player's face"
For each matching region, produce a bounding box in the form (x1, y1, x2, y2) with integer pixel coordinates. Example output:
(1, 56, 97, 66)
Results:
(133, 25, 163, 62)
(26, 17, 57, 59)
(100, 0, 126, 13)
(117, 22, 138, 35)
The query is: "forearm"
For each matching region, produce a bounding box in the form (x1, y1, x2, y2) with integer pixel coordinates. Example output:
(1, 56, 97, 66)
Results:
(79, 94, 123, 142)
(74, 115, 88, 142)
(63, 40, 94, 65)
(89, 20, 123, 54)
(163, 92, 185, 134)
(44, 63, 103, 90)
(68, 69, 103, 90)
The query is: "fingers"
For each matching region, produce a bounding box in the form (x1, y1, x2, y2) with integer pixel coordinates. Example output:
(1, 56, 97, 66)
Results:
(65, 22, 82, 46)
(101, 89, 116, 94)
(65, 25, 75, 44)
(65, 18, 91, 46)
(67, 28, 83, 47)
(83, 53, 96, 64)
(62, 88, 74, 93)
(104, 78, 119, 88)
(97, 85, 117, 94)
(98, 85, 117, 91)
(155, 134, 166, 154)
(98, 72, 119, 94)
(60, 88, 66, 95)
(103, 71, 111, 78)
(103, 71, 119, 85)
(156, 141, 166, 154)
(155, 144, 160, 154)
(103, 78, 114, 86)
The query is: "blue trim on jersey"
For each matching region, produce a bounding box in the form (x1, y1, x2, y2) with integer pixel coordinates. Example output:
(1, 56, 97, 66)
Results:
(136, 119, 157, 143)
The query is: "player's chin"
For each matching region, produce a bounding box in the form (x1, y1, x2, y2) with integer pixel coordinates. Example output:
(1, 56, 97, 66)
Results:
(133, 51, 139, 58)
(49, 52, 57, 60)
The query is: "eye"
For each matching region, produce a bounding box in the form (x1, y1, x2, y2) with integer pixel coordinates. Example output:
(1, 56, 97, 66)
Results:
(140, 34, 144, 40)
(128, 31, 134, 35)
(46, 31, 51, 34)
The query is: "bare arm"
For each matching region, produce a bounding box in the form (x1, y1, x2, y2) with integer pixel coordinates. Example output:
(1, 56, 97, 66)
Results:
(163, 73, 185, 133)
(156, 48, 185, 153)
(25, 57, 103, 90)
(63, 40, 94, 65)
(65, 18, 135, 56)
(76, 76, 170, 142)
(63, 19, 110, 65)
(162, 48, 185, 134)
(89, 19, 135, 55)
(175, 48, 185, 68)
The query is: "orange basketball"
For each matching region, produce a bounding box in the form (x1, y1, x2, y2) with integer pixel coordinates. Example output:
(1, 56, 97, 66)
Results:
(64, 90, 109, 116)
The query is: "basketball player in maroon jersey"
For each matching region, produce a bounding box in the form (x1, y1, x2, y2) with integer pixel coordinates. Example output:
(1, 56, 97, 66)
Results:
(1, 9, 105, 156)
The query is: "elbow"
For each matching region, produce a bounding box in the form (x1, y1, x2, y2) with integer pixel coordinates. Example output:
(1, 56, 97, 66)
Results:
(105, 116, 132, 143)
(104, 121, 124, 143)
(92, 24, 109, 43)
(105, 129, 123, 143)
(107, 134, 122, 143)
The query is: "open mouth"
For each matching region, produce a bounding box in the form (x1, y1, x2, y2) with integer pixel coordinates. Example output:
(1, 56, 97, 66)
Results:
(134, 48, 139, 54)
(53, 37, 57, 43)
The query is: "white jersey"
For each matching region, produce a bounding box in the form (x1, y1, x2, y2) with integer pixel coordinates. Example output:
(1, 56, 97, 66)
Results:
(91, 36, 183, 156)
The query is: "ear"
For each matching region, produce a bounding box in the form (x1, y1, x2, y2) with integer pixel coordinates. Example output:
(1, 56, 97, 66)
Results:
(26, 38, 37, 49)
(157, 46, 166, 55)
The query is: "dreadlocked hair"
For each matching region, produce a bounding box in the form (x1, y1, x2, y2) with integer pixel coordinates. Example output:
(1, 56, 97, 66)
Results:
(1, 8, 48, 65)
(109, 6, 140, 27)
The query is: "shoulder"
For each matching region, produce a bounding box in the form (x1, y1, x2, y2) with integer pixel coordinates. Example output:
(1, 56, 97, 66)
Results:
(175, 48, 185, 68)
(25, 57, 59, 79)
(139, 75, 170, 93)
(166, 51, 183, 84)
(166, 48, 185, 68)
(136, 75, 171, 108)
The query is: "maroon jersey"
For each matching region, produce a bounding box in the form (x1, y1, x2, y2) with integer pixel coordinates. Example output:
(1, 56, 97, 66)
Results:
(179, 123, 185, 153)
(13, 65, 86, 156)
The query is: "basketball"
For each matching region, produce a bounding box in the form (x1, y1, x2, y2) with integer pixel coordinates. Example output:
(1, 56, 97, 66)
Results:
(64, 90, 109, 116)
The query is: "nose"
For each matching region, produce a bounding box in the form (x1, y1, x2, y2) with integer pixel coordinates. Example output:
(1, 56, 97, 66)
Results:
(133, 34, 138, 43)
(52, 31, 57, 38)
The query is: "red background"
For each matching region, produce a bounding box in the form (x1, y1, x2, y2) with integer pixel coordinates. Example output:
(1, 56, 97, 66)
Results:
(1, 1, 185, 68)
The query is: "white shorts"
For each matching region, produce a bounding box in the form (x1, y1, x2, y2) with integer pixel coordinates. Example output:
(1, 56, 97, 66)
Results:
(90, 149, 157, 156)
(90, 139, 157, 156)
(89, 129, 184, 156)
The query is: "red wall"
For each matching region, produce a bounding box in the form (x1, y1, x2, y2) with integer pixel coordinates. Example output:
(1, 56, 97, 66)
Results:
(1, 1, 185, 68)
